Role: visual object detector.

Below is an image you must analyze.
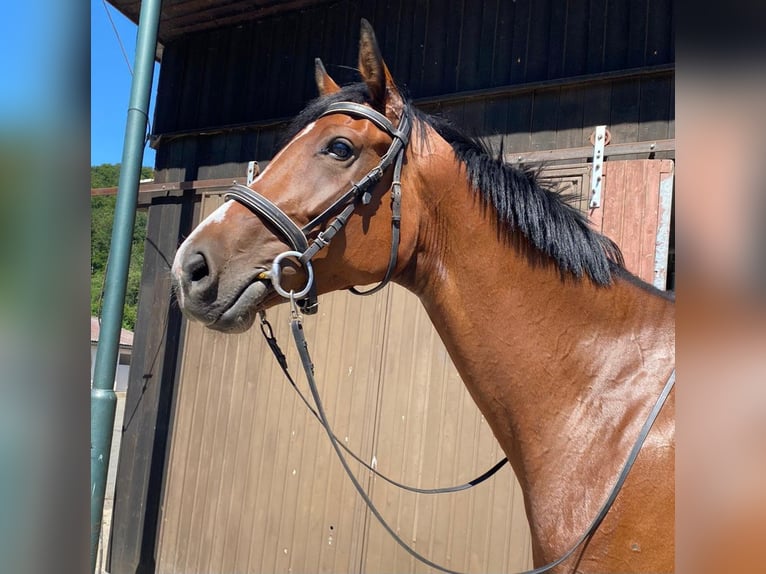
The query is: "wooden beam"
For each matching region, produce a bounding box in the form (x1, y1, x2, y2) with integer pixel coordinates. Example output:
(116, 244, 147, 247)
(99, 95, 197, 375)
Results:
(506, 139, 675, 164)
(91, 177, 249, 206)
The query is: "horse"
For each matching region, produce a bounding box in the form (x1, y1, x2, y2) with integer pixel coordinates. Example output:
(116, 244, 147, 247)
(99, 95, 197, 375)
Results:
(171, 20, 675, 574)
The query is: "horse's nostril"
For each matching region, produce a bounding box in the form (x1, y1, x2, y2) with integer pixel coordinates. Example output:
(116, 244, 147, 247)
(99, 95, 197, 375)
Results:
(184, 252, 209, 284)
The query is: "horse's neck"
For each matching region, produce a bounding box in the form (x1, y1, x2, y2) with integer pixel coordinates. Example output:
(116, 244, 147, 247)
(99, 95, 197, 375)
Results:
(399, 135, 675, 548)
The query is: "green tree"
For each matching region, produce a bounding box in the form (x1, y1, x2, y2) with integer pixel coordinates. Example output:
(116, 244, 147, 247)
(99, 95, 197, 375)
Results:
(91, 164, 152, 331)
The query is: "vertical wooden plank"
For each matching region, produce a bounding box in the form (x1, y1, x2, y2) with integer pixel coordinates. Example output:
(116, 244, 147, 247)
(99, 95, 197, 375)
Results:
(509, 0, 530, 84)
(440, 99, 466, 127)
(197, 136, 227, 180)
(192, 137, 212, 180)
(152, 41, 181, 135)
(581, 81, 612, 146)
(178, 36, 206, 133)
(110, 190, 196, 574)
(476, 0, 499, 88)
(619, 161, 647, 274)
(225, 23, 253, 126)
(369, 0, 391, 49)
(303, 9, 327, 99)
(420, 0, 451, 95)
(320, 0, 353, 80)
(430, 0, 458, 94)
(585, 0, 608, 73)
(196, 29, 226, 129)
(483, 95, 510, 153)
(601, 161, 626, 246)
(275, 13, 300, 117)
(239, 131, 259, 169)
(379, 0, 405, 80)
(546, 0, 567, 79)
(491, 0, 516, 86)
(647, 0, 674, 64)
(287, 12, 313, 113)
(626, 0, 649, 68)
(638, 76, 672, 142)
(393, 0, 416, 86)
(555, 84, 587, 150)
(202, 336, 246, 572)
(343, 0, 363, 67)
(524, 0, 552, 82)
(562, 0, 590, 77)
(154, 138, 184, 184)
(248, 19, 274, 122)
(463, 100, 486, 141)
(609, 78, 641, 144)
(505, 92, 533, 154)
(256, 128, 277, 161)
(667, 76, 675, 139)
(215, 28, 238, 127)
(603, 0, 629, 71)
(406, 0, 429, 96)
(216, 331, 262, 573)
(219, 132, 244, 178)
(530, 88, 561, 151)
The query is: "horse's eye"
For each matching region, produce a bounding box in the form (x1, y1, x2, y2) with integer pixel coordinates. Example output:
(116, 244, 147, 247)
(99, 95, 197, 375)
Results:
(327, 139, 354, 160)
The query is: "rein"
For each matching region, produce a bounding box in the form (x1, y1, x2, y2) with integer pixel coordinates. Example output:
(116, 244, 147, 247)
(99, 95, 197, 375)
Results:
(258, 310, 508, 495)
(229, 100, 676, 573)
(268, 298, 675, 574)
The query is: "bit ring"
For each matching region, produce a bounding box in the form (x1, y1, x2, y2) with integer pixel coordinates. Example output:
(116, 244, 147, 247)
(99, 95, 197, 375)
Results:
(270, 251, 314, 300)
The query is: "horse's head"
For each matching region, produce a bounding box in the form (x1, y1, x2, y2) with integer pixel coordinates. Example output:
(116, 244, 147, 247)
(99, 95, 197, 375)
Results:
(172, 20, 417, 332)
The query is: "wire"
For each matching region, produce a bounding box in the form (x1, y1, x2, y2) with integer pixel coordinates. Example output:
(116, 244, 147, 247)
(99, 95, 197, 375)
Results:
(101, 0, 133, 76)
(100, 0, 155, 142)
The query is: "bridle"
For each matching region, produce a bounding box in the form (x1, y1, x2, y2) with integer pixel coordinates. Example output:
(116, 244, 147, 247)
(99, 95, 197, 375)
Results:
(224, 100, 676, 574)
(225, 101, 411, 314)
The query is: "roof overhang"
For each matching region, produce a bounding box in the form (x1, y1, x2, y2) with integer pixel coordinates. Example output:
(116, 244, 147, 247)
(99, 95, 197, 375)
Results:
(108, 0, 333, 45)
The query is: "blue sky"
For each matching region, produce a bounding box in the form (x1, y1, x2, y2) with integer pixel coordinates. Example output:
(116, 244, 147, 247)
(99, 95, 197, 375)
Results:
(91, 0, 159, 167)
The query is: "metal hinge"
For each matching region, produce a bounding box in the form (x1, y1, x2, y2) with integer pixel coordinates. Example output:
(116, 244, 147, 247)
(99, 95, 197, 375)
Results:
(589, 125, 608, 209)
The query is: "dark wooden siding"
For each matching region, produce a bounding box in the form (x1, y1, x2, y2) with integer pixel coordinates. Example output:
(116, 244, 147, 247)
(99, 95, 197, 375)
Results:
(151, 0, 674, 180)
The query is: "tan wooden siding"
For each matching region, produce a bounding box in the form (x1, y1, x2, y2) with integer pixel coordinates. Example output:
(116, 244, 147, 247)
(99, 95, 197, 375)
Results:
(157, 193, 532, 573)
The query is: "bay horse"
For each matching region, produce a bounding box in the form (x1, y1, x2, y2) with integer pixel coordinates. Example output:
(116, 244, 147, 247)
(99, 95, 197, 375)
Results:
(172, 20, 675, 573)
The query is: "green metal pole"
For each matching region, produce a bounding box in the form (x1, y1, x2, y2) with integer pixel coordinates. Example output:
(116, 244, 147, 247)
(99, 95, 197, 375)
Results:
(91, 1, 162, 571)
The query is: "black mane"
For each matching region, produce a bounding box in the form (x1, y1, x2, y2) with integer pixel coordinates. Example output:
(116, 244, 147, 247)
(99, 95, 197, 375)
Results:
(282, 83, 624, 285)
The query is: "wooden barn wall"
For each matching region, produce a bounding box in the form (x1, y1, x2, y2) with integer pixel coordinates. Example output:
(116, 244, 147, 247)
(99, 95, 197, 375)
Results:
(156, 193, 532, 573)
(150, 0, 674, 182)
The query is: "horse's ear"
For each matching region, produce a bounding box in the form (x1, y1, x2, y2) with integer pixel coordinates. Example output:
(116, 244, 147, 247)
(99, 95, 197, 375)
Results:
(315, 58, 341, 96)
(358, 19, 403, 112)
